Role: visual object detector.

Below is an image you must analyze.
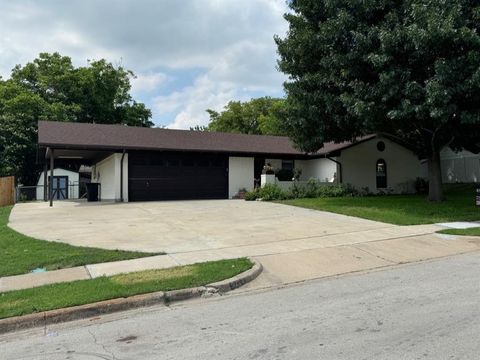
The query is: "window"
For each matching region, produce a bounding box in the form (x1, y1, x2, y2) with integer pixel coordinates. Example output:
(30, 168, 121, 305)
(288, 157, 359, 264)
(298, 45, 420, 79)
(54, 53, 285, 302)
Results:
(377, 141, 386, 152)
(281, 159, 294, 171)
(376, 159, 387, 188)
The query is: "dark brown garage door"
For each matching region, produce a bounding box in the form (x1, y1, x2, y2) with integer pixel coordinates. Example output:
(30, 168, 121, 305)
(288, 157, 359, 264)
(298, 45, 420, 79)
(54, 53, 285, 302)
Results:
(128, 152, 228, 201)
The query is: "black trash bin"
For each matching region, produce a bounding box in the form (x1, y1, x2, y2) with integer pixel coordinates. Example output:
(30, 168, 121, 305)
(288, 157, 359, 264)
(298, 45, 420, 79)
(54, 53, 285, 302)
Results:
(86, 183, 100, 202)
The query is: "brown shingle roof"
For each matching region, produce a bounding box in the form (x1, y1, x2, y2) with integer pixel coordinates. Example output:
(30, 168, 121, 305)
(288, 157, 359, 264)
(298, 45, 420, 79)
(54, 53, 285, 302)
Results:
(37, 121, 375, 157)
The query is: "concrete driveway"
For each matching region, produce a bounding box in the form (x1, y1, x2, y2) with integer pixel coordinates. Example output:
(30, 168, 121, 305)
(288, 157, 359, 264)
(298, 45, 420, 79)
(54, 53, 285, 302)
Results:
(9, 200, 480, 287)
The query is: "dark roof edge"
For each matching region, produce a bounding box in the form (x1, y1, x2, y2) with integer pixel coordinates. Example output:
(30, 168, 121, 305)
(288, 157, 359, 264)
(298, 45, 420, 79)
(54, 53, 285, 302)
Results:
(37, 120, 292, 141)
(38, 143, 311, 158)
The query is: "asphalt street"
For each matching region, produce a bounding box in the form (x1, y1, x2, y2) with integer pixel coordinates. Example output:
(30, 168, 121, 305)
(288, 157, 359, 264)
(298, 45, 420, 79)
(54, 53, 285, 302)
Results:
(1, 252, 479, 360)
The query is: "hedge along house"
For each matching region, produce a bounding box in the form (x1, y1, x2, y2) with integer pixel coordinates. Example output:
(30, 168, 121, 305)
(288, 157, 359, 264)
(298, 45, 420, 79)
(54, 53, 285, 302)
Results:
(37, 121, 424, 204)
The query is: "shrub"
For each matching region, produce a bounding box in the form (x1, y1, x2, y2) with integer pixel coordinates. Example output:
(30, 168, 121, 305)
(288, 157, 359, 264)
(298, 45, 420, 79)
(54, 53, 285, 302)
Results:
(358, 186, 373, 196)
(287, 178, 315, 198)
(244, 184, 289, 201)
(245, 182, 358, 201)
(287, 180, 357, 199)
(415, 177, 429, 194)
(315, 183, 358, 197)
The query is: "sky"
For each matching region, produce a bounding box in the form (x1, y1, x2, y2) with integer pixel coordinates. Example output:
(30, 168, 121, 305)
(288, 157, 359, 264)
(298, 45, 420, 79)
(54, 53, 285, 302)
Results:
(0, 0, 289, 129)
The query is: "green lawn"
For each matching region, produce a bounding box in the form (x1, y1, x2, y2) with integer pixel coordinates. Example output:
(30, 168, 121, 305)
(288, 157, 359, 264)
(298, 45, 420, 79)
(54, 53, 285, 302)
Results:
(280, 184, 480, 225)
(0, 258, 252, 319)
(437, 227, 480, 236)
(0, 206, 160, 277)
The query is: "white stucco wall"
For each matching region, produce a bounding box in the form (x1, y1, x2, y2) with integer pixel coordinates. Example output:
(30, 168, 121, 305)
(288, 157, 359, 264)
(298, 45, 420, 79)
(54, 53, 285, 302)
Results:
(440, 148, 480, 183)
(264, 158, 336, 183)
(339, 137, 423, 194)
(92, 153, 128, 201)
(228, 157, 254, 198)
(296, 158, 337, 182)
(36, 168, 80, 200)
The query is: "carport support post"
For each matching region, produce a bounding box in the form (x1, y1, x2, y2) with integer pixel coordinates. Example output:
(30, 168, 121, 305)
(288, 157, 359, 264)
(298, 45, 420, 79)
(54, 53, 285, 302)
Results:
(49, 149, 54, 207)
(43, 162, 48, 202)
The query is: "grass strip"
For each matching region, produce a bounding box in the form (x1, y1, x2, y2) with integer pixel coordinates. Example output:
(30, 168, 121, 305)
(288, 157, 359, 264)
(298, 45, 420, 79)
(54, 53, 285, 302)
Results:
(280, 184, 480, 225)
(437, 227, 480, 236)
(0, 206, 160, 277)
(0, 258, 252, 319)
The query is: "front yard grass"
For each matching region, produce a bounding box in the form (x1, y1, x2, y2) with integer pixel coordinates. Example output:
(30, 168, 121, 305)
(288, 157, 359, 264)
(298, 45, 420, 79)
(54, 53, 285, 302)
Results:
(0, 258, 252, 319)
(0, 206, 160, 277)
(437, 227, 480, 236)
(280, 184, 480, 225)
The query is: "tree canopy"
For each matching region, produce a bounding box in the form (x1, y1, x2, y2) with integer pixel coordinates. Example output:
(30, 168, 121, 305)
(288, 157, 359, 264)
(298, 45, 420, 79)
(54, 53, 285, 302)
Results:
(0, 52, 152, 184)
(200, 97, 288, 136)
(275, 0, 480, 201)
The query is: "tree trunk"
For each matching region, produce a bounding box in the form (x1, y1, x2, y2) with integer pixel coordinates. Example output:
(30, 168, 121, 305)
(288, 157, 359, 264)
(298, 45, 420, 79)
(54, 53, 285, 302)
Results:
(427, 150, 444, 202)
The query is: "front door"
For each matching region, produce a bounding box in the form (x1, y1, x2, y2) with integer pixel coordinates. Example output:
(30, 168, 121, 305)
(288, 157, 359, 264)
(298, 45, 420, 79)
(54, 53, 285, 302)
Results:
(51, 176, 68, 200)
(254, 158, 265, 188)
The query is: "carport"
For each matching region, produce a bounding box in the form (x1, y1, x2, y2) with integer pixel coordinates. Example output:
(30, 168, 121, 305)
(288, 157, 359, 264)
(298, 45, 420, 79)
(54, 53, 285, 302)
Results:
(41, 147, 117, 207)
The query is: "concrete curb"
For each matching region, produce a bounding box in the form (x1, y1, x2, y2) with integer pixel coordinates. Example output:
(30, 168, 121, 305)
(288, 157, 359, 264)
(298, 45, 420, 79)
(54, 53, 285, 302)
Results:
(206, 260, 263, 293)
(0, 258, 262, 334)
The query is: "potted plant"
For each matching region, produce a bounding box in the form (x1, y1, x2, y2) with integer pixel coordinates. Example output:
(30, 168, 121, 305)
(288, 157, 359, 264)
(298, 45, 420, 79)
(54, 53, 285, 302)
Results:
(237, 188, 247, 199)
(262, 163, 275, 175)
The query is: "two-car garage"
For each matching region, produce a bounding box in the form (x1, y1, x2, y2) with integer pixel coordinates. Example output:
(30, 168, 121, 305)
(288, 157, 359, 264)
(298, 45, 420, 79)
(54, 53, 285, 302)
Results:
(128, 151, 229, 201)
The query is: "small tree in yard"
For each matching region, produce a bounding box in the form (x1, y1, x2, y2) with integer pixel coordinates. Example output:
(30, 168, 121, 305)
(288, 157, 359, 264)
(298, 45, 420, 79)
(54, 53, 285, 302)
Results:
(275, 0, 480, 201)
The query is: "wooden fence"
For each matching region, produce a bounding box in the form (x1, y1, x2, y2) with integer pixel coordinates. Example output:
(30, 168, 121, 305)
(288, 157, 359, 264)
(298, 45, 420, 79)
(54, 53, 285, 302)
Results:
(0, 176, 15, 207)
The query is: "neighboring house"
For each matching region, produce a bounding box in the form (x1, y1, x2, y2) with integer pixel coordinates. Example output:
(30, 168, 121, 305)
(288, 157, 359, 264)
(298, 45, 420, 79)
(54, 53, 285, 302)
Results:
(37, 121, 424, 202)
(440, 148, 480, 183)
(36, 168, 80, 200)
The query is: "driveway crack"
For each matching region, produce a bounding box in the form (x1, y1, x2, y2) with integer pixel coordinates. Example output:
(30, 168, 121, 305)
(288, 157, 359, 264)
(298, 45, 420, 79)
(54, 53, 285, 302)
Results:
(348, 244, 397, 264)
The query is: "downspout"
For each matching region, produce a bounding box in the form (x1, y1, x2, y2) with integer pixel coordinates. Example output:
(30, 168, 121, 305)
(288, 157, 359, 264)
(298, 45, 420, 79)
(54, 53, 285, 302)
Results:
(326, 155, 342, 184)
(120, 150, 126, 202)
(43, 162, 48, 202)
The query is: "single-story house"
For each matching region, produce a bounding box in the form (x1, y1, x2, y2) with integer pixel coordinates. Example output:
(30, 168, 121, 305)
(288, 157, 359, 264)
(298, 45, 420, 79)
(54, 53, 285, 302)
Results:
(37, 121, 425, 202)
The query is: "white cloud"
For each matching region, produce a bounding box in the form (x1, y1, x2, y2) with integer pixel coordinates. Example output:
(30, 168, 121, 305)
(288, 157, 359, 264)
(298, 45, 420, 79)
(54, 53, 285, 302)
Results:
(156, 75, 241, 129)
(0, 0, 289, 126)
(131, 72, 169, 93)
(160, 38, 286, 129)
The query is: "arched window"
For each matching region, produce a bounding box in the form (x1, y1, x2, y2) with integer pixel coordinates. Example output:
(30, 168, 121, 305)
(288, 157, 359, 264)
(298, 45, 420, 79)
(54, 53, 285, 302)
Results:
(376, 159, 387, 188)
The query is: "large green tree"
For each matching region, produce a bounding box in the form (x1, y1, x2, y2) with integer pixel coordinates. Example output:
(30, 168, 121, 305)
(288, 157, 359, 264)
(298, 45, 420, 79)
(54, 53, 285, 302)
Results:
(276, 0, 480, 201)
(201, 97, 288, 136)
(0, 53, 152, 184)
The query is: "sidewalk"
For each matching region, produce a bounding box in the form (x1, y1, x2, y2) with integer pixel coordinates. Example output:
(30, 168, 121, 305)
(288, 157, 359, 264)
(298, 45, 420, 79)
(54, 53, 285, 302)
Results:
(0, 254, 179, 292)
(2, 227, 479, 293)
